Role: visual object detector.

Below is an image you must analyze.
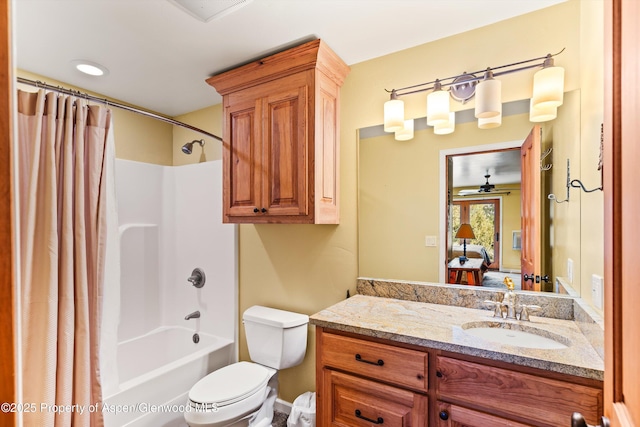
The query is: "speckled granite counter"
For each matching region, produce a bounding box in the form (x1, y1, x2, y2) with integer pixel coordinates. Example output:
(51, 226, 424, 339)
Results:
(310, 294, 604, 381)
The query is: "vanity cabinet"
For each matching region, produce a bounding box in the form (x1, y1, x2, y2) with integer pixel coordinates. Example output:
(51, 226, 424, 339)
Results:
(206, 39, 349, 224)
(316, 327, 603, 427)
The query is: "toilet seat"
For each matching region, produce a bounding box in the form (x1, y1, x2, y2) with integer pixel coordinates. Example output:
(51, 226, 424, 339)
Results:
(188, 361, 272, 408)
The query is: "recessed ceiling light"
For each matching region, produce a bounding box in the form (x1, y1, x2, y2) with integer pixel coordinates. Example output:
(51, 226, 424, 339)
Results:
(71, 60, 109, 77)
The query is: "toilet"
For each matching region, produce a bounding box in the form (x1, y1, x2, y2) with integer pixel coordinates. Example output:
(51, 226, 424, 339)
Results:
(184, 306, 309, 427)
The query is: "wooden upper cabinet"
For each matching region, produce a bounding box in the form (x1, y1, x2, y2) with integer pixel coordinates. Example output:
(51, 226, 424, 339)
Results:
(207, 39, 350, 224)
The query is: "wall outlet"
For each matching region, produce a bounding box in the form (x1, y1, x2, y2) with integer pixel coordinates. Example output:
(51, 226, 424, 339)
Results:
(425, 235, 437, 247)
(567, 258, 573, 284)
(592, 274, 604, 310)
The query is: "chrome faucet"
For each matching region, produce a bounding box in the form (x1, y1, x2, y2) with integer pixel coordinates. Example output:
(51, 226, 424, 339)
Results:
(185, 310, 200, 320)
(483, 277, 541, 321)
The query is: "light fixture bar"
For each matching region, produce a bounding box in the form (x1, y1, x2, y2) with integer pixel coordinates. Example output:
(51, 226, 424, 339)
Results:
(385, 49, 565, 98)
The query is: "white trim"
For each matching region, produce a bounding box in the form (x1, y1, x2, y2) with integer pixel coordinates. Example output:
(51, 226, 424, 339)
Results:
(275, 398, 293, 415)
(439, 140, 522, 282)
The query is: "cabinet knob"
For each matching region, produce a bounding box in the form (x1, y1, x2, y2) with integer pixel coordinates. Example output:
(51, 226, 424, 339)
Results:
(439, 410, 449, 421)
(436, 371, 443, 378)
(253, 208, 259, 213)
(261, 208, 267, 213)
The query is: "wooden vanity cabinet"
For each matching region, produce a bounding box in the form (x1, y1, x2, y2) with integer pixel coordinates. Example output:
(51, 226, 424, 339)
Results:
(316, 327, 603, 427)
(206, 39, 349, 224)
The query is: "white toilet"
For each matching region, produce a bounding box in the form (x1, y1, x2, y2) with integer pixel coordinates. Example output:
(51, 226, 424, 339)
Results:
(184, 305, 309, 427)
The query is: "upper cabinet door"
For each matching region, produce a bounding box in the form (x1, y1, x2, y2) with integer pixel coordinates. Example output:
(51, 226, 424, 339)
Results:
(604, 0, 640, 426)
(208, 39, 350, 224)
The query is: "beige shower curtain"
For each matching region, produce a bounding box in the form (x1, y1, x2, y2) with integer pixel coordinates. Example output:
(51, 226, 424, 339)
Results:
(17, 89, 111, 427)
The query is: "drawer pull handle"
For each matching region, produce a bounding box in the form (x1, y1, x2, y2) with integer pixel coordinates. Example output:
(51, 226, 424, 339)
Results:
(355, 354, 384, 366)
(355, 409, 384, 424)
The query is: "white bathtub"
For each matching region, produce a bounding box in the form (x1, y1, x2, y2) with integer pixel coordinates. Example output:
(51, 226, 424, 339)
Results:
(104, 327, 234, 427)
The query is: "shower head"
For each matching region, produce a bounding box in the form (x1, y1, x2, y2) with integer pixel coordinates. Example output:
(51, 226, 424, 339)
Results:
(182, 139, 205, 155)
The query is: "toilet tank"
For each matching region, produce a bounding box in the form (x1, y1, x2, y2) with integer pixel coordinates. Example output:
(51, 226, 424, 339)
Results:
(242, 306, 309, 370)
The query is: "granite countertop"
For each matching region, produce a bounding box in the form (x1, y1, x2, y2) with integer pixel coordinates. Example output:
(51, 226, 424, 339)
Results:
(310, 294, 604, 381)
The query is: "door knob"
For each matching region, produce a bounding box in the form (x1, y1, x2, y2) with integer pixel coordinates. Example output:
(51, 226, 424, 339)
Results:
(571, 412, 610, 427)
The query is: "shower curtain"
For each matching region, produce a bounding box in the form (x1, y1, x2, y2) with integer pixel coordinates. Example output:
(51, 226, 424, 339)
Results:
(17, 89, 112, 427)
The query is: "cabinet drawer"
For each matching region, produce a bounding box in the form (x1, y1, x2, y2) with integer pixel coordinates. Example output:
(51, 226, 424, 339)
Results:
(321, 332, 428, 392)
(323, 369, 428, 427)
(436, 356, 602, 427)
(437, 402, 534, 427)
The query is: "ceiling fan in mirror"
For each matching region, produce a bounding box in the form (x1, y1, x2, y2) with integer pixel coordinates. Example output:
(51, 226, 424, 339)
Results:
(458, 172, 512, 196)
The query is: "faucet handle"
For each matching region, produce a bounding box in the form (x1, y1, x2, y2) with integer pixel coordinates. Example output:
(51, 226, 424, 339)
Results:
(484, 300, 505, 318)
(503, 277, 515, 291)
(520, 304, 542, 321)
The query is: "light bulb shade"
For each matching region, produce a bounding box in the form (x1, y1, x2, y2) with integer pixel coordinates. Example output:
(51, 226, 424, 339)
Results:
(529, 98, 557, 122)
(478, 114, 502, 129)
(384, 98, 405, 132)
(434, 112, 455, 135)
(455, 223, 475, 240)
(426, 89, 450, 126)
(475, 78, 502, 118)
(532, 65, 565, 108)
(395, 119, 414, 141)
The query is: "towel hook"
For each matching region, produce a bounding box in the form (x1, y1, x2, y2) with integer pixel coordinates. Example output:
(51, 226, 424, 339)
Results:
(548, 158, 571, 203)
(540, 147, 553, 171)
(570, 124, 604, 193)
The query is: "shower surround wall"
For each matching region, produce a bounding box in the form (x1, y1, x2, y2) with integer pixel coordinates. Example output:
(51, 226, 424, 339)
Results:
(104, 160, 237, 427)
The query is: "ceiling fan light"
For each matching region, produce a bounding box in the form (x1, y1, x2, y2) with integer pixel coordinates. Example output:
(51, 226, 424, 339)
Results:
(427, 81, 450, 126)
(475, 70, 501, 119)
(529, 98, 558, 122)
(478, 114, 502, 129)
(532, 60, 565, 109)
(384, 92, 405, 132)
(434, 112, 455, 135)
(395, 119, 414, 141)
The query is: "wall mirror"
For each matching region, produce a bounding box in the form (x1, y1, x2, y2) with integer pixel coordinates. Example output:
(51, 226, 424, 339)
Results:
(358, 89, 591, 296)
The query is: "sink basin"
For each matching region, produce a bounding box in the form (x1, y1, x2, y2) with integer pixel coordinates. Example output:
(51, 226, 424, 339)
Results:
(461, 321, 571, 350)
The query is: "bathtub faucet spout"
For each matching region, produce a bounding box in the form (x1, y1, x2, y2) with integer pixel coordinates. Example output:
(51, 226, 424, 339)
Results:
(185, 311, 200, 320)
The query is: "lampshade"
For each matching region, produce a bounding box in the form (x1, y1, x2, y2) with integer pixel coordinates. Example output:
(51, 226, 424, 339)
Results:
(475, 69, 501, 119)
(529, 98, 558, 122)
(478, 114, 502, 129)
(384, 91, 405, 132)
(532, 59, 565, 109)
(395, 119, 414, 141)
(434, 112, 455, 135)
(455, 223, 475, 240)
(426, 81, 450, 126)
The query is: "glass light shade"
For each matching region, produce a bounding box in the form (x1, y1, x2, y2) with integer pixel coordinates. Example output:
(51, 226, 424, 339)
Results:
(384, 98, 405, 132)
(426, 89, 450, 126)
(395, 119, 414, 141)
(532, 65, 565, 108)
(434, 112, 455, 135)
(529, 98, 557, 122)
(475, 78, 502, 118)
(478, 114, 502, 129)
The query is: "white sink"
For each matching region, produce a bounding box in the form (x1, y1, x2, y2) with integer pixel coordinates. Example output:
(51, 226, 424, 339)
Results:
(461, 321, 570, 350)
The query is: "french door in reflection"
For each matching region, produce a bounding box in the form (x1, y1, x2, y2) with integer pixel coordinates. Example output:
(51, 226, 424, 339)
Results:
(452, 199, 500, 270)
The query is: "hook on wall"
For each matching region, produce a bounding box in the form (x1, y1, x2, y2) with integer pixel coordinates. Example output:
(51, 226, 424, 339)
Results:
(569, 123, 604, 194)
(548, 158, 571, 204)
(540, 147, 553, 171)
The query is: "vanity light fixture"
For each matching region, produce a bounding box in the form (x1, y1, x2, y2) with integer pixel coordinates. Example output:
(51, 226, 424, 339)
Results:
(395, 119, 414, 141)
(382, 49, 565, 139)
(434, 112, 455, 135)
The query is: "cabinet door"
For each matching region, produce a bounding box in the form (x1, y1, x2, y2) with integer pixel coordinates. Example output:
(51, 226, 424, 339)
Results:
(436, 402, 533, 427)
(321, 369, 428, 427)
(223, 95, 261, 220)
(261, 75, 310, 217)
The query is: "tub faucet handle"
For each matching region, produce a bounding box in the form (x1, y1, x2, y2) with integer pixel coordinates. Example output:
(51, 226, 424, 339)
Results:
(187, 268, 206, 288)
(185, 310, 200, 320)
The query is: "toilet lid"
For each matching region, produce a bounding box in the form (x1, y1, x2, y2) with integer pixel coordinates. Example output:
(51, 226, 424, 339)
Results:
(189, 362, 271, 407)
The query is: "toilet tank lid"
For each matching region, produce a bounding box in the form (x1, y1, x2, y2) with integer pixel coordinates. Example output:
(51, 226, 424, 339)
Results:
(243, 306, 309, 328)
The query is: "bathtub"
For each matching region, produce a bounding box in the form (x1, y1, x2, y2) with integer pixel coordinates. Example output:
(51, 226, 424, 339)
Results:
(104, 326, 234, 427)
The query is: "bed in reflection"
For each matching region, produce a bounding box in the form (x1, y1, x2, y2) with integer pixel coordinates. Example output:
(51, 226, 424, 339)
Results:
(450, 244, 492, 265)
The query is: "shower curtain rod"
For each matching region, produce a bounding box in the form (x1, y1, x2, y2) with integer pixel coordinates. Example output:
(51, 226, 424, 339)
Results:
(17, 77, 223, 142)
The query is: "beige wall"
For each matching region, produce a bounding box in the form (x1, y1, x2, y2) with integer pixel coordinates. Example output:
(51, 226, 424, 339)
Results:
(16, 70, 174, 165)
(173, 104, 223, 165)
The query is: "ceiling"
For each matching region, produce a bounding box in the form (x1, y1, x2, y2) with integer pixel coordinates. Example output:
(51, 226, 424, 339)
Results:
(15, 0, 565, 117)
(452, 149, 522, 189)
